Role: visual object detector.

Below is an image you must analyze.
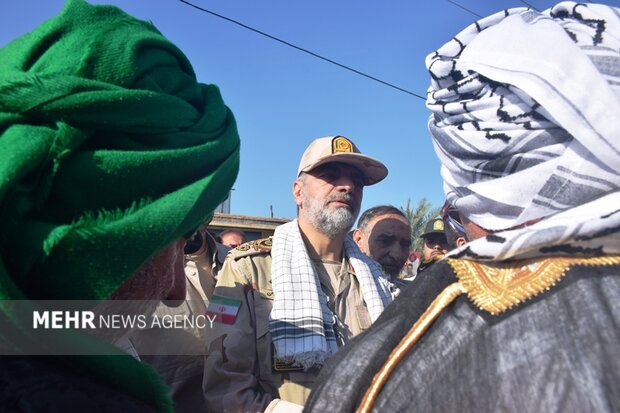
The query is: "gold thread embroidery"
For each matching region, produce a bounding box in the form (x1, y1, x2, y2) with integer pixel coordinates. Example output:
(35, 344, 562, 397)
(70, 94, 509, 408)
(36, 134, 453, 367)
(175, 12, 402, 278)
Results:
(356, 255, 620, 412)
(252, 238, 272, 252)
(332, 136, 355, 153)
(433, 220, 445, 231)
(447, 255, 620, 315)
(357, 282, 467, 413)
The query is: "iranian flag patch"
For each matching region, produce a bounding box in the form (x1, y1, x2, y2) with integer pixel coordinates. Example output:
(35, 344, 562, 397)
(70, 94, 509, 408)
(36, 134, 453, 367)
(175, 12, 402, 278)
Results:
(207, 295, 242, 324)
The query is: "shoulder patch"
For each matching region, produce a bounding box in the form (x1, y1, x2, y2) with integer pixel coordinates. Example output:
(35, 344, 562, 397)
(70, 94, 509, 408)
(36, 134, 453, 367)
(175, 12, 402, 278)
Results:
(253, 238, 272, 252)
(206, 294, 241, 324)
(228, 237, 272, 259)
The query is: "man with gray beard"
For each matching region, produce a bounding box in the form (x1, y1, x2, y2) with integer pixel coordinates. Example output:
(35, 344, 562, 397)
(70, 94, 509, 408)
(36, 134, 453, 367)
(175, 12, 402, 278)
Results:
(203, 136, 393, 413)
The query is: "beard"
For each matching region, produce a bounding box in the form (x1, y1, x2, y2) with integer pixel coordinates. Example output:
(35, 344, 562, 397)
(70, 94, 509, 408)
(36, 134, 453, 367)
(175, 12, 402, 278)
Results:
(378, 257, 401, 278)
(302, 191, 359, 238)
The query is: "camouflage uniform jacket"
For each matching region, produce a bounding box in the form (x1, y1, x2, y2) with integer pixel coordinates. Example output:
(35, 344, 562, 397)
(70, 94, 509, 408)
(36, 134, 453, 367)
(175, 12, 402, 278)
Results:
(203, 237, 374, 412)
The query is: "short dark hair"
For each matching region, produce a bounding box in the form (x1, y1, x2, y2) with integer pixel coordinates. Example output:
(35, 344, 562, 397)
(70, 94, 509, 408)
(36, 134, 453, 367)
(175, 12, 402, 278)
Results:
(357, 205, 407, 232)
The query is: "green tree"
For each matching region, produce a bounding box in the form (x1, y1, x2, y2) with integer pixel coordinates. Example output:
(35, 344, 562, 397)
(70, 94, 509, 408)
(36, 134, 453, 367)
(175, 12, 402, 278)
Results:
(401, 198, 441, 253)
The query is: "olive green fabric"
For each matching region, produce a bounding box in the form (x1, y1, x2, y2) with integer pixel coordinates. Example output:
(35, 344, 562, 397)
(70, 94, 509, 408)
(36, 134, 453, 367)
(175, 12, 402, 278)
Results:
(0, 0, 240, 410)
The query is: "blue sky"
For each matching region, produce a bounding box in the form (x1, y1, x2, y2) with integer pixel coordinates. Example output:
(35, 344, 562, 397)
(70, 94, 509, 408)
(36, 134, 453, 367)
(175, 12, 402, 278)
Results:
(3, 0, 619, 220)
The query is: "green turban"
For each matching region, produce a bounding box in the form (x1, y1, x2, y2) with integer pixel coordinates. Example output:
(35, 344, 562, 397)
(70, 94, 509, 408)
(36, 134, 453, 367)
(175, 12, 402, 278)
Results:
(0, 0, 240, 301)
(0, 0, 240, 410)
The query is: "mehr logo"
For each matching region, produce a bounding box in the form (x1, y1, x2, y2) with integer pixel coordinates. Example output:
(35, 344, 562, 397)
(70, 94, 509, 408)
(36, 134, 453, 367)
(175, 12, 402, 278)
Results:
(33, 311, 96, 329)
(32, 310, 218, 330)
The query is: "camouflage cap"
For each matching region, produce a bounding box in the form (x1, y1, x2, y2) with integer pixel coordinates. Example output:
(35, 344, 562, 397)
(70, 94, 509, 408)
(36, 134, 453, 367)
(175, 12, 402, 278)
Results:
(297, 136, 388, 185)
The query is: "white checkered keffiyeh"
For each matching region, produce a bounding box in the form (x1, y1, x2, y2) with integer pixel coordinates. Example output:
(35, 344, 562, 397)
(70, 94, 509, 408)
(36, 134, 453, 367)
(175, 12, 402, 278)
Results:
(426, 2, 620, 261)
(269, 219, 392, 369)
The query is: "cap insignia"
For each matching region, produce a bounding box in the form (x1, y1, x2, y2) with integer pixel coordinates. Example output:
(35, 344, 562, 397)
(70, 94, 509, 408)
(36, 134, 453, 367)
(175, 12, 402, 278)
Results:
(332, 136, 355, 154)
(433, 220, 445, 231)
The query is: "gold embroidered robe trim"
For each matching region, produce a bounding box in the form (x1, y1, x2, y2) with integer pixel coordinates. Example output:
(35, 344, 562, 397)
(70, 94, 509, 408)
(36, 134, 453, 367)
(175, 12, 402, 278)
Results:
(447, 255, 620, 315)
(358, 255, 620, 412)
(357, 282, 467, 413)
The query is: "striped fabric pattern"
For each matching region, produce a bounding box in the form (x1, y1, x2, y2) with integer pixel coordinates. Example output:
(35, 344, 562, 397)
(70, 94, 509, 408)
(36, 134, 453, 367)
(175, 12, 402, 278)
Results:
(426, 2, 620, 261)
(426, 2, 620, 231)
(269, 220, 391, 369)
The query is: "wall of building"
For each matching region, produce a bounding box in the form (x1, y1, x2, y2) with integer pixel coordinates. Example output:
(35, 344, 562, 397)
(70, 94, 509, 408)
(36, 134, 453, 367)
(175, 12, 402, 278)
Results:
(207, 212, 291, 242)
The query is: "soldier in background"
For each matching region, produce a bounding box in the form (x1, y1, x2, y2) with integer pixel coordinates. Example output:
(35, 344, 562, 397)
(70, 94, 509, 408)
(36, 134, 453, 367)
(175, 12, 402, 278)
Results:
(352, 205, 412, 291)
(218, 228, 246, 249)
(417, 217, 449, 273)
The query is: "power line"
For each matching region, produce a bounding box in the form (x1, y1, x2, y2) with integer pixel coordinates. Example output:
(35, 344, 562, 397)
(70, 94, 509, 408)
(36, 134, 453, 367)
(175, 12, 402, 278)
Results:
(178, 0, 426, 100)
(519, 0, 540, 11)
(446, 0, 483, 18)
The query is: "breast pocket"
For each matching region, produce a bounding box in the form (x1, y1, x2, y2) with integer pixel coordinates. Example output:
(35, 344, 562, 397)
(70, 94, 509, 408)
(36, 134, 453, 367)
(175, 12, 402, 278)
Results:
(356, 304, 372, 331)
(253, 289, 280, 383)
(253, 288, 272, 339)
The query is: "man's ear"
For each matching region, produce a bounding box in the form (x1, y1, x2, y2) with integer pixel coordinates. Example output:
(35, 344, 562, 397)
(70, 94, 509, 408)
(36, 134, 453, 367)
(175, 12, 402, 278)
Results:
(456, 236, 467, 247)
(293, 180, 303, 207)
(352, 228, 364, 247)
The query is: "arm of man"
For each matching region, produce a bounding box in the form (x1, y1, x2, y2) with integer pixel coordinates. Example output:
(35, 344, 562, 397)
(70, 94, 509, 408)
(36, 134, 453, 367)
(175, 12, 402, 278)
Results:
(203, 253, 274, 412)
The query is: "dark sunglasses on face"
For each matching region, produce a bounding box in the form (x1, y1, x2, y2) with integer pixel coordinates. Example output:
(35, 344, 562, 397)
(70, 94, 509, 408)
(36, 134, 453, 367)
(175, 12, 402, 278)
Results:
(424, 234, 447, 247)
(441, 205, 466, 236)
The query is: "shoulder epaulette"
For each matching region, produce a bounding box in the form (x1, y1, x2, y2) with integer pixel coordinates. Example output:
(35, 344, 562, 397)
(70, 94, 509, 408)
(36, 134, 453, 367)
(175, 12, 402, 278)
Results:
(227, 237, 272, 259)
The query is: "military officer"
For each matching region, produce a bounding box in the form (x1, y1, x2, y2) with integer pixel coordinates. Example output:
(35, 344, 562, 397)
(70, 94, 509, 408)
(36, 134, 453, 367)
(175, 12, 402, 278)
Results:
(203, 136, 393, 412)
(417, 217, 449, 273)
